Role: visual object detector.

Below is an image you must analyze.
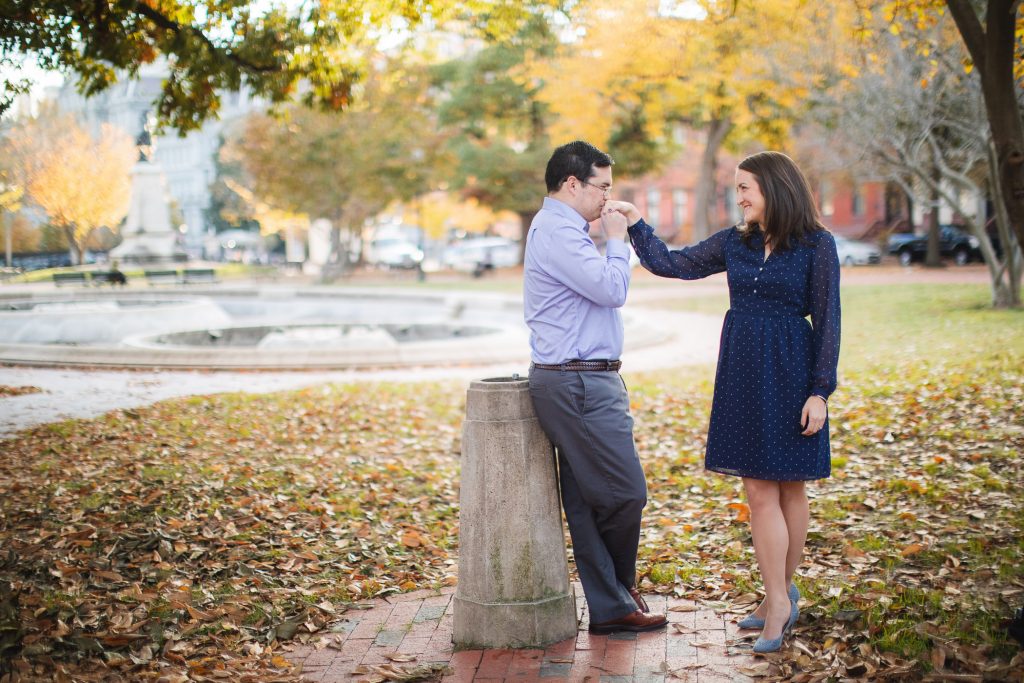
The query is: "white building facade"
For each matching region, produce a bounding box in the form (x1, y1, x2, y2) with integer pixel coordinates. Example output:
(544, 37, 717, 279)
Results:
(55, 63, 264, 258)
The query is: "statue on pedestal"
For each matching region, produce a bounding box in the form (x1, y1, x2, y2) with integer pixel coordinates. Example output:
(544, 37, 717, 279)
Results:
(110, 112, 187, 263)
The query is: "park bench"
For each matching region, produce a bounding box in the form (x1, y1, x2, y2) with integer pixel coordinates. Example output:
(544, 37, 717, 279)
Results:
(181, 268, 219, 284)
(144, 269, 180, 286)
(52, 272, 89, 287)
(91, 271, 127, 286)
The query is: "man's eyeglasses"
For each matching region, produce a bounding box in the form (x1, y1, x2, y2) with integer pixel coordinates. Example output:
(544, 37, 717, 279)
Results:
(580, 180, 612, 197)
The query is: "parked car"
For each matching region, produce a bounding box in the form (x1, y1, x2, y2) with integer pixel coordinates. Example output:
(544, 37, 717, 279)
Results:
(442, 237, 520, 276)
(887, 225, 982, 266)
(834, 235, 881, 266)
(365, 238, 424, 270)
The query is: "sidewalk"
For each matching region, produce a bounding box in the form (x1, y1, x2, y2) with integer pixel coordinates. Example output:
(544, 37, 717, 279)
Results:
(285, 583, 759, 683)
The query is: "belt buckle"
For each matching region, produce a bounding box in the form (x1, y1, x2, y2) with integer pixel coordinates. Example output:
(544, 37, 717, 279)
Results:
(603, 360, 612, 371)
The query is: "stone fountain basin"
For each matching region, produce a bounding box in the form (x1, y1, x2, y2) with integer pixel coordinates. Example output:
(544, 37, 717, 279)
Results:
(0, 297, 232, 345)
(130, 322, 499, 350)
(0, 287, 549, 369)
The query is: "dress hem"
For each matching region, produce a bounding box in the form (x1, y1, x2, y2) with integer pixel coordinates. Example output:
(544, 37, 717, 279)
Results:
(705, 465, 829, 482)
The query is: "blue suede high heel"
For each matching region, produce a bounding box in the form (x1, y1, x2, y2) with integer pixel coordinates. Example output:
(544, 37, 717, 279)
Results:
(752, 600, 799, 654)
(737, 583, 799, 629)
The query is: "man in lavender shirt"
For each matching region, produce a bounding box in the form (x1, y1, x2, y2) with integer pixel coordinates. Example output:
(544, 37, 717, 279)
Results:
(524, 141, 667, 634)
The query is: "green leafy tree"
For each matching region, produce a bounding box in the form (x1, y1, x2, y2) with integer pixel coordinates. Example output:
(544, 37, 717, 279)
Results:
(206, 136, 261, 235)
(434, 17, 558, 249)
(226, 56, 448, 275)
(37, 223, 68, 252)
(0, 0, 562, 133)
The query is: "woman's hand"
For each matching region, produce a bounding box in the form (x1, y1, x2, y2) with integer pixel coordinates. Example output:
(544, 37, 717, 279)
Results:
(602, 200, 641, 225)
(800, 395, 827, 436)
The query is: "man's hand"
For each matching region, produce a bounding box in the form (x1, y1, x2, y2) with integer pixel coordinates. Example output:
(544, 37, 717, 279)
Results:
(602, 200, 642, 226)
(601, 209, 628, 240)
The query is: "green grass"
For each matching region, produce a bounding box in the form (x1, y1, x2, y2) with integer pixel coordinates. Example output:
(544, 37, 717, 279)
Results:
(648, 563, 677, 585)
(639, 282, 1024, 374)
(839, 284, 1023, 372)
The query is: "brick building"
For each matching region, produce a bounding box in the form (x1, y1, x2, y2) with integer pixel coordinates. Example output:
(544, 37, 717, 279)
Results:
(613, 141, 911, 245)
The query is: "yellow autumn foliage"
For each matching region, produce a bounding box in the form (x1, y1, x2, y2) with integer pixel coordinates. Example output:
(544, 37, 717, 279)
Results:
(399, 193, 515, 239)
(863, 0, 1024, 85)
(8, 115, 134, 261)
(531, 0, 859, 152)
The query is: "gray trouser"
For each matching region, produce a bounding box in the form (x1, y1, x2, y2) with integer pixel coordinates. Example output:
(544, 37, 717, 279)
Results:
(528, 367, 647, 623)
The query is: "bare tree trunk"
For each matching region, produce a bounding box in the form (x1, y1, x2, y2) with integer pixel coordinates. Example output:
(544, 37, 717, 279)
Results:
(63, 225, 82, 265)
(947, 0, 1024, 262)
(911, 141, 1019, 308)
(321, 216, 351, 283)
(950, 210, 1011, 306)
(987, 138, 1022, 307)
(925, 166, 943, 267)
(904, 185, 915, 230)
(2, 213, 11, 267)
(693, 117, 732, 242)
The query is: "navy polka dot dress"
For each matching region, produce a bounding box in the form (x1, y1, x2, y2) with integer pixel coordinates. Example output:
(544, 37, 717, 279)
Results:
(627, 222, 841, 481)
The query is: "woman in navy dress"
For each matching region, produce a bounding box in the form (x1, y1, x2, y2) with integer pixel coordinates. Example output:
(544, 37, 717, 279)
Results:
(605, 151, 840, 653)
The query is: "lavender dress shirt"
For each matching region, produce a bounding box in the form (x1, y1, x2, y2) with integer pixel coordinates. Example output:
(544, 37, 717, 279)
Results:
(523, 197, 632, 364)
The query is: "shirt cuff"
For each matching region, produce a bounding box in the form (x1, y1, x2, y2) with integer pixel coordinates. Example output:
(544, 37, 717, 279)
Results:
(606, 239, 631, 259)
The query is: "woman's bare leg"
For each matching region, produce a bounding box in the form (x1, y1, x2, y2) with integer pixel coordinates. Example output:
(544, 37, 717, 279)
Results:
(779, 480, 809, 584)
(743, 477, 792, 639)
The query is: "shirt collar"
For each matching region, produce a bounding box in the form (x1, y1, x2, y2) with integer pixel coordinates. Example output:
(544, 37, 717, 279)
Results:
(542, 196, 591, 234)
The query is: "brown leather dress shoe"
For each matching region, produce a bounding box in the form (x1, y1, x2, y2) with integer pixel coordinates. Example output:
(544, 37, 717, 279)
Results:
(589, 609, 668, 634)
(628, 587, 649, 613)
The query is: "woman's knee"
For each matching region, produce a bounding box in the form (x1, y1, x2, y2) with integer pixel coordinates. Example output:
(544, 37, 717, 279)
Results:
(779, 480, 808, 504)
(743, 478, 781, 511)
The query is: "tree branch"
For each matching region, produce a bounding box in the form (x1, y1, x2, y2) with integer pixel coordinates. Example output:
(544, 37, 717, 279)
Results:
(924, 131, 982, 193)
(130, 3, 284, 74)
(945, 0, 986, 74)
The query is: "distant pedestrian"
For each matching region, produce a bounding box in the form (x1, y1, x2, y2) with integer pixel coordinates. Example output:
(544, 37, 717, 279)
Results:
(611, 150, 841, 653)
(107, 261, 127, 286)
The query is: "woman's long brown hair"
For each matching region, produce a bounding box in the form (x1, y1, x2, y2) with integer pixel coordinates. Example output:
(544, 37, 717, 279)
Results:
(738, 151, 825, 251)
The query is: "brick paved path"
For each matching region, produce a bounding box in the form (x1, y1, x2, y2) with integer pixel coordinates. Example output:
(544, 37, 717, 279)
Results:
(285, 583, 759, 682)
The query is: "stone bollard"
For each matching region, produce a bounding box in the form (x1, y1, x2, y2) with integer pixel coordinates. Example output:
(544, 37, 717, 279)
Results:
(453, 376, 577, 649)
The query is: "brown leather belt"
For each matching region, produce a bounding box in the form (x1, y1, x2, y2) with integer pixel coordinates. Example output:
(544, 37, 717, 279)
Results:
(532, 359, 622, 372)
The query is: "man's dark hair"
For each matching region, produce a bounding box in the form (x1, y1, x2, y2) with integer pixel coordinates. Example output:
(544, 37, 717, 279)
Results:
(545, 140, 614, 193)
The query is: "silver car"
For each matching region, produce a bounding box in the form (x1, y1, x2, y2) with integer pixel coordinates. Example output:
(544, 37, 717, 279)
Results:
(834, 235, 881, 266)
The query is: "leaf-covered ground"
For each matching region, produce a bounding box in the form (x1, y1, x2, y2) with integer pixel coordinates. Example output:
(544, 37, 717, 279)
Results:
(1, 384, 466, 682)
(631, 362, 1024, 681)
(0, 386, 41, 398)
(1, 283, 1022, 681)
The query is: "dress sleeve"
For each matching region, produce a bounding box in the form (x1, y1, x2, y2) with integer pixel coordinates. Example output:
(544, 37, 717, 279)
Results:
(809, 232, 841, 399)
(627, 219, 728, 280)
